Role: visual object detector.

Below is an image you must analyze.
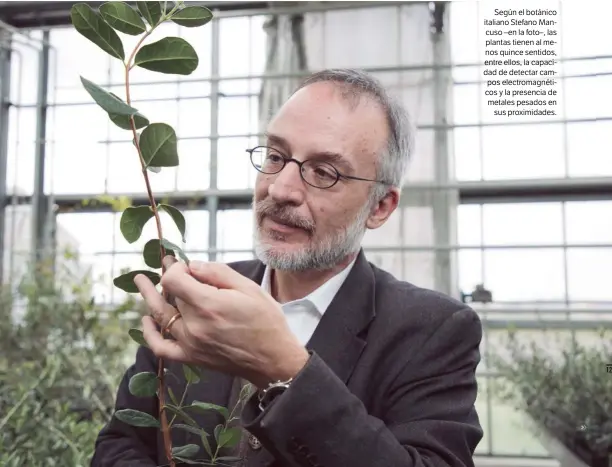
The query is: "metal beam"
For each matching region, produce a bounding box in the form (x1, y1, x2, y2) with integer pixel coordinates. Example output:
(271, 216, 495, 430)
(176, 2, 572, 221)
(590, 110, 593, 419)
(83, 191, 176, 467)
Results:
(431, 2, 455, 297)
(31, 29, 50, 264)
(8, 175, 612, 213)
(0, 32, 11, 284)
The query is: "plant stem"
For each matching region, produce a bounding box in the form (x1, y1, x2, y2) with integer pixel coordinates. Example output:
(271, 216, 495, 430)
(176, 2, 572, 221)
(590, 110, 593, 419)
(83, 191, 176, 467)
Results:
(125, 29, 174, 467)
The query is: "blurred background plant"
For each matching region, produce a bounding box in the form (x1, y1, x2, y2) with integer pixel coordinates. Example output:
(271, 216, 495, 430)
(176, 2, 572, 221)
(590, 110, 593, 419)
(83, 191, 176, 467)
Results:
(0, 248, 144, 467)
(489, 326, 612, 467)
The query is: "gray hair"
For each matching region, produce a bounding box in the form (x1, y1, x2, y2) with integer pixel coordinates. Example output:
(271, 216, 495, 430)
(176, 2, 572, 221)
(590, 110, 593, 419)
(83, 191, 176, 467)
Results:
(294, 68, 414, 204)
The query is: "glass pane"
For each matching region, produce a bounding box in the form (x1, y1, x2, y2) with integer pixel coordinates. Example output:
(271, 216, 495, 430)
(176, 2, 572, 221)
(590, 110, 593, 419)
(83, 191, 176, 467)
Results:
(566, 201, 612, 244)
(567, 248, 612, 302)
(449, 2, 479, 65)
(567, 121, 612, 177)
(363, 207, 433, 248)
(177, 139, 210, 192)
(406, 129, 434, 183)
(453, 127, 481, 181)
(561, 1, 611, 58)
(482, 203, 563, 246)
(458, 249, 483, 297)
(177, 98, 211, 139)
(183, 210, 209, 251)
(179, 23, 212, 78)
(56, 212, 116, 254)
(219, 17, 254, 77)
(46, 104, 110, 194)
(564, 75, 610, 120)
(88, 253, 115, 304)
(218, 96, 259, 136)
(106, 142, 152, 194)
(217, 209, 253, 252)
(7, 107, 36, 196)
(457, 205, 482, 246)
(50, 27, 110, 91)
(482, 124, 565, 180)
(483, 249, 565, 302)
(217, 136, 259, 190)
(11, 42, 39, 106)
(452, 84, 480, 125)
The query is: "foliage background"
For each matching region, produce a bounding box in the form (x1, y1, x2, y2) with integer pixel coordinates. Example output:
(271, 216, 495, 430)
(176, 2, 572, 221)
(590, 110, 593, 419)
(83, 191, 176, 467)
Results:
(0, 250, 143, 467)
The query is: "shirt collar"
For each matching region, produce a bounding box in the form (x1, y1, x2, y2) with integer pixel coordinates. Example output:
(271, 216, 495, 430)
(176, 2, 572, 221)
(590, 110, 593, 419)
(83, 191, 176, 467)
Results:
(260, 256, 357, 316)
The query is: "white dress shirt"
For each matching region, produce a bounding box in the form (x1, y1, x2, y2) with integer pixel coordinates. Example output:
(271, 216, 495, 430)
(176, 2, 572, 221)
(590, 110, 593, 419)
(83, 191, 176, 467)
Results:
(260, 258, 357, 347)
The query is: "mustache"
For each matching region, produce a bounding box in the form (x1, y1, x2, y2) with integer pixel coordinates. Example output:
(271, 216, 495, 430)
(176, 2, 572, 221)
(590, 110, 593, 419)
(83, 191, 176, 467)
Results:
(255, 199, 315, 233)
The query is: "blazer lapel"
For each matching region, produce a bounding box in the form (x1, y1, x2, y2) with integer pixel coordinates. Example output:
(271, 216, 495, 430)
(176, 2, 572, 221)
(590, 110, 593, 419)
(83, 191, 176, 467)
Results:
(230, 249, 376, 385)
(305, 249, 376, 384)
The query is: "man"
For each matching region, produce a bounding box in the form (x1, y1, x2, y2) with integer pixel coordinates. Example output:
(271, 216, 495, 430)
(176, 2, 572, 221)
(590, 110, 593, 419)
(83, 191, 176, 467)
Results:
(92, 69, 483, 467)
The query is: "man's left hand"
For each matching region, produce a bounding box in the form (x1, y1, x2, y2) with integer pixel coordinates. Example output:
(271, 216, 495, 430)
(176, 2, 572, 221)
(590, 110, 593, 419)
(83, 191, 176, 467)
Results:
(134, 257, 309, 389)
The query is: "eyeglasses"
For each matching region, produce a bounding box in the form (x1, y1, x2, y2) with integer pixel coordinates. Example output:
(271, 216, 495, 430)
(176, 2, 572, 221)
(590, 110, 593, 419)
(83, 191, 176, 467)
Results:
(246, 146, 391, 189)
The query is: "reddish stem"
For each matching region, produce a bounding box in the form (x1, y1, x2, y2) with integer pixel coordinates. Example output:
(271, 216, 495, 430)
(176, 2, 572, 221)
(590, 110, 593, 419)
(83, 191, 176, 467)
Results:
(125, 31, 175, 467)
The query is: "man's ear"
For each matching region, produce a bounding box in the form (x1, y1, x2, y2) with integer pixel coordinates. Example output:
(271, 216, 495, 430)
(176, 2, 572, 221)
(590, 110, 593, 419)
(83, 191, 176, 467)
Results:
(366, 187, 400, 230)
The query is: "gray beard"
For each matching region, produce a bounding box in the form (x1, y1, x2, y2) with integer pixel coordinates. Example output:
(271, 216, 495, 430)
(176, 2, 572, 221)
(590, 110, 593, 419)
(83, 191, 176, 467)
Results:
(252, 199, 372, 271)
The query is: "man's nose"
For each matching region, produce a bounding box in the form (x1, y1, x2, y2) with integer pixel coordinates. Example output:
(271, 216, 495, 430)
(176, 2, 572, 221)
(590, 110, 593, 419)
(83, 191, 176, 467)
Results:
(267, 161, 305, 205)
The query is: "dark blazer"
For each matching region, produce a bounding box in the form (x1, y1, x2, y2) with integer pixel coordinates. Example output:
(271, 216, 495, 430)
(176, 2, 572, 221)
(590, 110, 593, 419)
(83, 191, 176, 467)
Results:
(91, 250, 483, 467)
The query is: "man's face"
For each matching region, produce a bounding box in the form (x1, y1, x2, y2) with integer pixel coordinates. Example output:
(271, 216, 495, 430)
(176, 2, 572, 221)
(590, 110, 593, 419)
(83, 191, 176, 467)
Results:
(252, 82, 394, 271)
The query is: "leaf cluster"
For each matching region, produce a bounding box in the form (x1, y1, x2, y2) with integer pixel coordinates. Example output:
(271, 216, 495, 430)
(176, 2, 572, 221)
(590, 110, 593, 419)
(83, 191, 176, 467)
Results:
(69, 3, 249, 465)
(0, 252, 143, 466)
(488, 327, 612, 464)
(70, 1, 206, 291)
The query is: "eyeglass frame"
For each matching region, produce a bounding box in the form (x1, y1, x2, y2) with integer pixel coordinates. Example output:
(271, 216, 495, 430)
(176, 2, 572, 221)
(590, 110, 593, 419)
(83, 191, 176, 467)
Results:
(246, 145, 393, 189)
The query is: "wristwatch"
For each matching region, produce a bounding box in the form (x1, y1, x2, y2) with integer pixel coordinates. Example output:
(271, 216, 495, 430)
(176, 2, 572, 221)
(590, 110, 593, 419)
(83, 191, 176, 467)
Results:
(257, 377, 294, 411)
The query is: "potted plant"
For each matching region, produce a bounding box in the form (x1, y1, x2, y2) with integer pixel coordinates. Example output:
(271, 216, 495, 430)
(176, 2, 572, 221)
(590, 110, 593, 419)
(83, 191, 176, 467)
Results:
(488, 326, 612, 467)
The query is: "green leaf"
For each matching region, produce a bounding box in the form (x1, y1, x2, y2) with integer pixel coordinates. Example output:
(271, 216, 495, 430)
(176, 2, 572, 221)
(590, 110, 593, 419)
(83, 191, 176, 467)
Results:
(164, 404, 198, 427)
(143, 238, 175, 269)
(159, 204, 186, 242)
(114, 409, 159, 427)
(171, 6, 213, 27)
(128, 328, 149, 347)
(100, 1, 147, 35)
(109, 111, 150, 131)
(214, 424, 223, 442)
(129, 371, 158, 397)
(168, 387, 179, 406)
(173, 423, 206, 438)
(80, 77, 138, 116)
(137, 1, 163, 27)
(172, 444, 199, 458)
(218, 427, 242, 449)
(120, 205, 154, 243)
(70, 3, 125, 60)
(188, 401, 229, 420)
(201, 431, 213, 458)
(139, 123, 179, 167)
(182, 364, 200, 384)
(161, 238, 190, 265)
(134, 36, 198, 75)
(147, 166, 161, 173)
(113, 270, 160, 293)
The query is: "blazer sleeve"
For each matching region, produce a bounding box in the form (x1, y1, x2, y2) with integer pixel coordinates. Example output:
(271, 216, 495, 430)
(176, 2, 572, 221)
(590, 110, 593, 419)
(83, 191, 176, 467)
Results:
(91, 345, 160, 467)
(240, 307, 483, 467)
